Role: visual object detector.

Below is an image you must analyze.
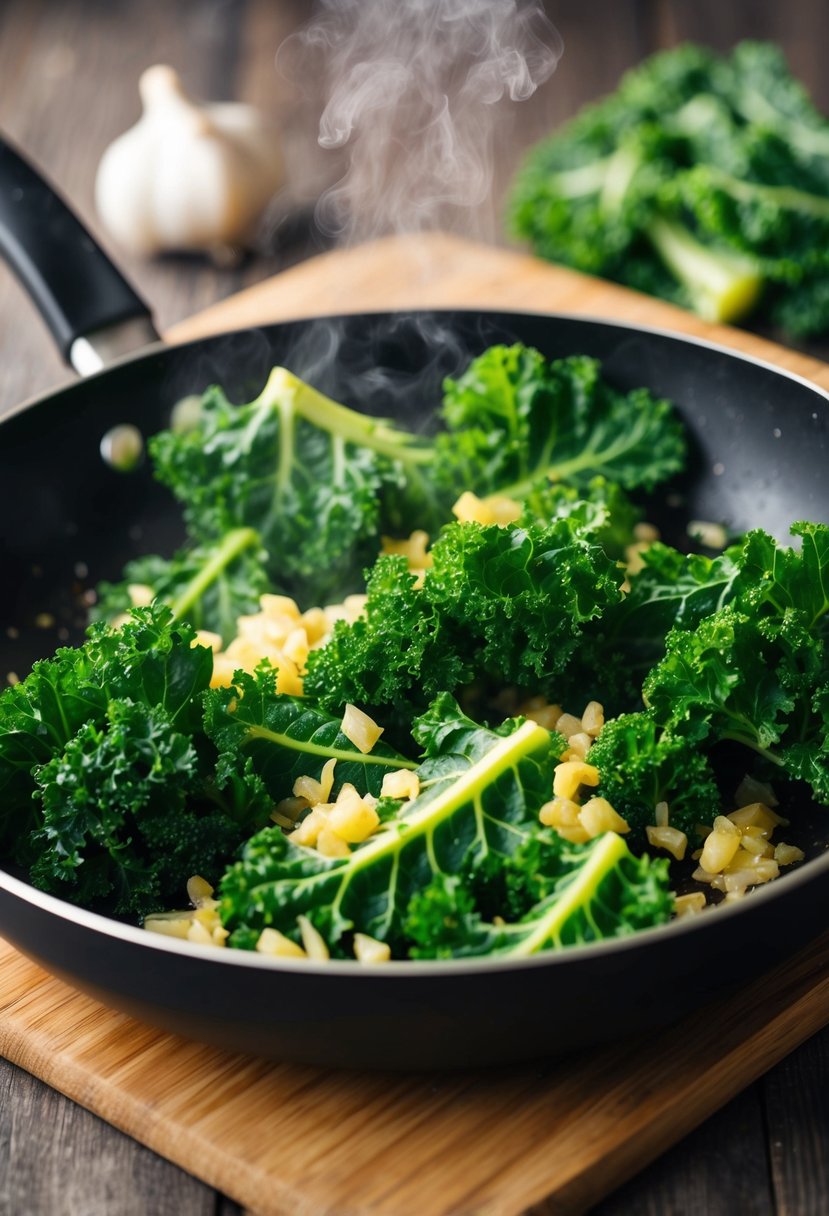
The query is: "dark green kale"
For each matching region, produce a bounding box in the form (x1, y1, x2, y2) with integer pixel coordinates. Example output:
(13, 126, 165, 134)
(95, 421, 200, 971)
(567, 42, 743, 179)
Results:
(30, 700, 244, 917)
(303, 511, 623, 735)
(519, 476, 641, 560)
(149, 369, 435, 606)
(93, 527, 269, 645)
(569, 541, 744, 710)
(404, 829, 673, 959)
(644, 523, 829, 802)
(434, 346, 686, 498)
(219, 695, 560, 954)
(588, 711, 720, 843)
(0, 605, 271, 915)
(509, 41, 829, 336)
(204, 663, 415, 802)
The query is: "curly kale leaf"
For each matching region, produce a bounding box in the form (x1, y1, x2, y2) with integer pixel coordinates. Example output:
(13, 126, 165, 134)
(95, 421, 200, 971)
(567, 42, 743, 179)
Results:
(434, 345, 686, 497)
(508, 40, 829, 336)
(219, 696, 558, 954)
(30, 700, 244, 918)
(404, 830, 673, 959)
(0, 605, 213, 851)
(149, 368, 434, 605)
(569, 541, 744, 710)
(646, 607, 819, 752)
(303, 513, 622, 733)
(519, 476, 641, 559)
(0, 604, 271, 913)
(641, 523, 829, 802)
(93, 528, 269, 645)
(204, 664, 415, 802)
(588, 711, 720, 842)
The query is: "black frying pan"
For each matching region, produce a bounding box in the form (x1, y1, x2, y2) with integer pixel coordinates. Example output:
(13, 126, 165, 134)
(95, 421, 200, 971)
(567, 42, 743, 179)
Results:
(1, 136, 829, 1071)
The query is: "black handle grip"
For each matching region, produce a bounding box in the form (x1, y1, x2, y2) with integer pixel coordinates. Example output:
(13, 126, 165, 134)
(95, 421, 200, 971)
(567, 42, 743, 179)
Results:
(0, 135, 154, 362)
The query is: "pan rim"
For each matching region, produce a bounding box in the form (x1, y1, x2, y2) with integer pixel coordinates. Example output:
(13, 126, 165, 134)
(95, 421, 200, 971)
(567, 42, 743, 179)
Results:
(2, 306, 829, 426)
(3, 833, 828, 980)
(3, 305, 829, 978)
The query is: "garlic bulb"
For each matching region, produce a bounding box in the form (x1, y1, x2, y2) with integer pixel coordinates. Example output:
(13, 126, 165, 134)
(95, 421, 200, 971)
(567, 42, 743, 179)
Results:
(95, 65, 284, 257)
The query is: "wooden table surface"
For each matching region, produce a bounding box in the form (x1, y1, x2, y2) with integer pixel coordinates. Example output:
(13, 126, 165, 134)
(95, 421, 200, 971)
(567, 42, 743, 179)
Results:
(1, 2, 829, 1213)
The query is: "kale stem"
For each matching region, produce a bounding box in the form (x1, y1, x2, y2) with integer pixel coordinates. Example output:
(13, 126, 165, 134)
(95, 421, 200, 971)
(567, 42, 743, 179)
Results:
(170, 528, 259, 621)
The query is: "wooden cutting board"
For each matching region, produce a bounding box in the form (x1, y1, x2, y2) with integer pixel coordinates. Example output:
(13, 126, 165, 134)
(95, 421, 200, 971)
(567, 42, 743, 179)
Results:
(4, 233, 829, 1216)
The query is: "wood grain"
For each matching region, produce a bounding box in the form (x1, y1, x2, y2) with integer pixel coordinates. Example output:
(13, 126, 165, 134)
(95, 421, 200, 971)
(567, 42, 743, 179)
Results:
(0, 1060, 215, 1216)
(1, 2, 828, 1207)
(2, 925, 829, 1216)
(1, 229, 829, 1215)
(168, 229, 829, 395)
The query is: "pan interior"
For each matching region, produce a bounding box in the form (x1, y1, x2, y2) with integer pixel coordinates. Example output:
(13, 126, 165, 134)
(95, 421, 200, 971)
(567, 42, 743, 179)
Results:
(2, 308, 829, 904)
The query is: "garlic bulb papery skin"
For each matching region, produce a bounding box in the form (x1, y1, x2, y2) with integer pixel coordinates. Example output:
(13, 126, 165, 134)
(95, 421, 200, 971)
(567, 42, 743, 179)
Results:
(95, 65, 285, 257)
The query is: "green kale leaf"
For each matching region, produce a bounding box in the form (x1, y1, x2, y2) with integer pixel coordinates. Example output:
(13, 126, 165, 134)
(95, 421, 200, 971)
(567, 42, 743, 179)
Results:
(303, 512, 623, 734)
(93, 527, 269, 645)
(204, 663, 415, 802)
(434, 345, 686, 497)
(508, 40, 829, 336)
(149, 369, 434, 606)
(404, 830, 673, 958)
(219, 696, 559, 954)
(588, 710, 720, 841)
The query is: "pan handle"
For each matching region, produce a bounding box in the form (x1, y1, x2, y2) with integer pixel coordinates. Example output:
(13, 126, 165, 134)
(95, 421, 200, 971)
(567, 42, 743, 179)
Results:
(0, 135, 159, 373)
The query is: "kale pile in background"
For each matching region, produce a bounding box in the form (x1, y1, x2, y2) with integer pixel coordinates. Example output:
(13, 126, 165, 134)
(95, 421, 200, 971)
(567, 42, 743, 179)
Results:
(509, 41, 829, 337)
(3, 341, 828, 959)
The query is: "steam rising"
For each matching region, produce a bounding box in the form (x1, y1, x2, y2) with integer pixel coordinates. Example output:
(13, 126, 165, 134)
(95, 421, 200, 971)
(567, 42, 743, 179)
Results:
(291, 0, 562, 244)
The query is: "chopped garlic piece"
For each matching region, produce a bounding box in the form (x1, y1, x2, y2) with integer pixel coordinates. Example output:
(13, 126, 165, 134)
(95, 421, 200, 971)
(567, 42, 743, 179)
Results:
(341, 703, 384, 754)
(579, 797, 629, 838)
(354, 933, 392, 963)
(328, 787, 380, 843)
(687, 519, 728, 549)
(451, 491, 521, 526)
(539, 797, 581, 829)
(484, 495, 523, 525)
(581, 701, 604, 737)
(532, 708, 564, 731)
(186, 874, 215, 908)
(256, 927, 306, 958)
(297, 915, 330, 960)
(127, 583, 155, 607)
(567, 731, 593, 760)
(699, 824, 741, 874)
(381, 530, 433, 570)
(187, 920, 215, 946)
(553, 760, 600, 801)
(290, 809, 327, 847)
(294, 773, 325, 804)
(272, 795, 310, 825)
(260, 594, 300, 620)
(674, 891, 706, 918)
(283, 627, 309, 667)
(738, 832, 774, 858)
(144, 912, 193, 940)
(301, 606, 329, 643)
(318, 758, 337, 802)
(727, 802, 788, 833)
(381, 769, 420, 800)
(555, 824, 591, 845)
(646, 824, 688, 861)
(774, 842, 805, 866)
(316, 826, 351, 858)
(193, 630, 223, 652)
(735, 775, 779, 809)
(555, 712, 582, 739)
